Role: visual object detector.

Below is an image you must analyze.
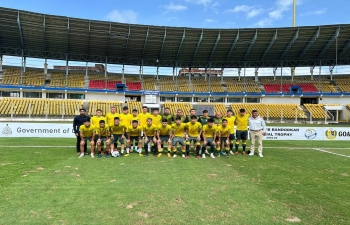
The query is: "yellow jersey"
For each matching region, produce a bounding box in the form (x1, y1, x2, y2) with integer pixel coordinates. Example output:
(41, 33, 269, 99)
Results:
(127, 126, 142, 137)
(224, 116, 236, 134)
(79, 124, 96, 138)
(157, 124, 172, 136)
(236, 114, 250, 131)
(143, 124, 157, 137)
(186, 122, 202, 137)
(171, 123, 187, 137)
(105, 113, 119, 126)
(130, 115, 140, 123)
(218, 125, 231, 137)
(119, 113, 132, 127)
(202, 124, 217, 138)
(110, 123, 126, 135)
(96, 124, 110, 137)
(150, 114, 162, 126)
(138, 112, 152, 127)
(91, 115, 107, 127)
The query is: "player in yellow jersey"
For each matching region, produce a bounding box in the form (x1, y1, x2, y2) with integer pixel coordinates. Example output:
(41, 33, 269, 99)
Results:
(138, 106, 151, 127)
(110, 117, 127, 157)
(150, 109, 162, 126)
(216, 119, 231, 158)
(173, 109, 186, 123)
(78, 119, 96, 158)
(119, 106, 133, 127)
(126, 120, 143, 156)
(105, 106, 119, 126)
(170, 117, 188, 158)
(156, 119, 172, 157)
(91, 109, 107, 127)
(95, 120, 111, 158)
(235, 108, 250, 155)
(185, 115, 202, 158)
(130, 109, 140, 126)
(202, 118, 218, 159)
(224, 109, 236, 154)
(142, 118, 158, 156)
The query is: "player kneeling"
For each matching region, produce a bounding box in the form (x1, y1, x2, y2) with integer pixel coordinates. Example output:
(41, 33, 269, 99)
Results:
(156, 119, 172, 158)
(171, 117, 188, 158)
(110, 117, 127, 157)
(96, 120, 111, 158)
(185, 115, 202, 159)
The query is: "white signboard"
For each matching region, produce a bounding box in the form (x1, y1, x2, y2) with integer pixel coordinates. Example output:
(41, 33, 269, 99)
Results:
(262, 127, 324, 140)
(1, 122, 74, 138)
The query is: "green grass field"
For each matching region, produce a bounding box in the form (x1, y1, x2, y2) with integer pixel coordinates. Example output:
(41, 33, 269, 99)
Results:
(0, 138, 349, 225)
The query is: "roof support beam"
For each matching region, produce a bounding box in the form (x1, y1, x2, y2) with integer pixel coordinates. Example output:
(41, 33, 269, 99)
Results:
(158, 28, 167, 59)
(226, 29, 239, 61)
(298, 26, 320, 59)
(86, 21, 91, 58)
(261, 30, 277, 61)
(124, 25, 131, 57)
(176, 28, 186, 60)
(208, 30, 221, 61)
(338, 39, 350, 58)
(105, 22, 112, 57)
(43, 15, 47, 53)
(192, 29, 203, 61)
(318, 25, 340, 59)
(66, 18, 70, 54)
(280, 28, 299, 60)
(142, 26, 150, 59)
(17, 11, 24, 49)
(243, 29, 257, 61)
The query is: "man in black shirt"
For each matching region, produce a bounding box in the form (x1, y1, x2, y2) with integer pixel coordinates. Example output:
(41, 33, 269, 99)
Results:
(73, 108, 90, 155)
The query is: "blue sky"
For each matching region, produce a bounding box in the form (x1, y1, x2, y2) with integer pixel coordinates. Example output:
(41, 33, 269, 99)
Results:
(1, 0, 350, 75)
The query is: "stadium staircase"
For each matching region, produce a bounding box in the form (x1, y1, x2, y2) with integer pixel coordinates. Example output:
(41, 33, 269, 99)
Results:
(299, 105, 311, 119)
(330, 80, 342, 92)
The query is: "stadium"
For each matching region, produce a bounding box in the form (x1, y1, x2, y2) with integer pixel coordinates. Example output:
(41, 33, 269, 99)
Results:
(0, 2, 349, 224)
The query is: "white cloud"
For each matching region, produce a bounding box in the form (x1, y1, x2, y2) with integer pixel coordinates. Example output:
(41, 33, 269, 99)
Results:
(163, 3, 188, 13)
(225, 5, 264, 19)
(185, 0, 212, 7)
(301, 8, 327, 17)
(268, 0, 302, 20)
(254, 18, 273, 27)
(106, 9, 138, 24)
(203, 18, 215, 23)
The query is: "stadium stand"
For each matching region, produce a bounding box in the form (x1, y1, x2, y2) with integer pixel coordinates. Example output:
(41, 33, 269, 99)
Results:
(0, 98, 83, 116)
(164, 102, 192, 116)
(88, 74, 122, 90)
(2, 69, 45, 86)
(88, 101, 123, 116)
(159, 77, 175, 92)
(303, 104, 330, 119)
(334, 77, 350, 92)
(50, 72, 85, 88)
(142, 76, 157, 90)
(124, 75, 142, 91)
(230, 103, 307, 119)
(197, 103, 227, 116)
(177, 77, 191, 92)
(127, 101, 143, 113)
(225, 78, 261, 93)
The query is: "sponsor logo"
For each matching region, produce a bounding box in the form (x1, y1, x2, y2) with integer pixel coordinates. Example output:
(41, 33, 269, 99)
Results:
(304, 128, 317, 139)
(325, 128, 337, 140)
(2, 124, 12, 136)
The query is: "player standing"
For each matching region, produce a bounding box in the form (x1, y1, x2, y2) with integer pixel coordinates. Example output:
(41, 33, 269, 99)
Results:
(151, 108, 162, 126)
(91, 109, 107, 127)
(161, 107, 173, 125)
(119, 106, 132, 127)
(106, 106, 119, 126)
(234, 108, 250, 155)
(138, 106, 151, 127)
(224, 109, 236, 155)
(73, 108, 90, 155)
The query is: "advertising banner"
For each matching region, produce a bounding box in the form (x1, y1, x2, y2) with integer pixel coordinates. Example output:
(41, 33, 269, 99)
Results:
(262, 126, 324, 140)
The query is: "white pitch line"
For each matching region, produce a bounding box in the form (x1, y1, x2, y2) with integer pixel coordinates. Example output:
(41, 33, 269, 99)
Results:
(312, 148, 350, 158)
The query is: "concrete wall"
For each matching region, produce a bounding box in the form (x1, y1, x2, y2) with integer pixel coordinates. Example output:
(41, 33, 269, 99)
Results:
(85, 93, 125, 101)
(261, 97, 300, 104)
(319, 97, 350, 104)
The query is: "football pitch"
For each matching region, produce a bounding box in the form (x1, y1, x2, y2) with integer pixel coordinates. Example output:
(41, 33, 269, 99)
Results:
(0, 138, 349, 225)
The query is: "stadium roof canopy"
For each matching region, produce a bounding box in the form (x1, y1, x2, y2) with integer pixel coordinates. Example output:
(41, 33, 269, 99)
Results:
(1, 7, 350, 68)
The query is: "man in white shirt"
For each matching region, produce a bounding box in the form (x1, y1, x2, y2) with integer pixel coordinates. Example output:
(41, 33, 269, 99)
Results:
(248, 110, 266, 157)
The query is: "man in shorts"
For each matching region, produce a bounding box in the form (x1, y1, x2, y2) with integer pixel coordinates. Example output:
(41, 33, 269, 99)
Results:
(235, 108, 250, 155)
(216, 119, 231, 158)
(185, 115, 202, 158)
(78, 118, 96, 158)
(126, 120, 143, 156)
(95, 120, 111, 158)
(110, 117, 127, 156)
(224, 109, 236, 155)
(171, 116, 188, 158)
(156, 119, 172, 157)
(142, 118, 158, 157)
(202, 118, 218, 159)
